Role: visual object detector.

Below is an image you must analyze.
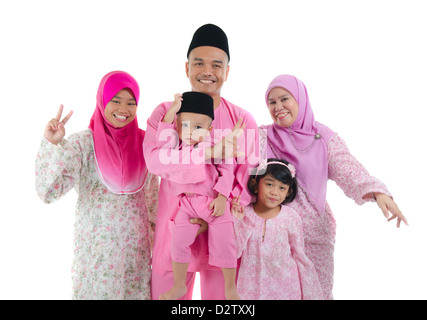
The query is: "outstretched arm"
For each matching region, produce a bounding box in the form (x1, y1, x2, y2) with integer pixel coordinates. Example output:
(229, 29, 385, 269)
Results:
(328, 134, 408, 228)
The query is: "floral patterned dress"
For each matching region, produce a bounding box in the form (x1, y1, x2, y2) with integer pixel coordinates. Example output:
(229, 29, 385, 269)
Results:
(259, 129, 391, 299)
(234, 204, 324, 300)
(35, 129, 159, 300)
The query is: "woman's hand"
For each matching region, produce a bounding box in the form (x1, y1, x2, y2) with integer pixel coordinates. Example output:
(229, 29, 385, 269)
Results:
(374, 193, 408, 228)
(44, 104, 73, 145)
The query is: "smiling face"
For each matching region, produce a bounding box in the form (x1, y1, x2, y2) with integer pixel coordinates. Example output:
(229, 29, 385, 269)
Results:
(104, 88, 137, 127)
(267, 87, 299, 128)
(185, 46, 230, 107)
(254, 174, 290, 210)
(176, 112, 213, 146)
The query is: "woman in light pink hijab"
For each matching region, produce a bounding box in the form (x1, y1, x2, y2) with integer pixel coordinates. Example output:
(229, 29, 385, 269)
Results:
(259, 74, 407, 299)
(36, 71, 159, 299)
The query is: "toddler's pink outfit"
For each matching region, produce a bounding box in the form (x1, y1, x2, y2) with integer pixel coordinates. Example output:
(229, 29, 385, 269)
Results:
(155, 122, 236, 269)
(143, 98, 258, 300)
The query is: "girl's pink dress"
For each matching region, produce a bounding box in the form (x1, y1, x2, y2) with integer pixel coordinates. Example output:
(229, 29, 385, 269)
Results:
(234, 204, 324, 300)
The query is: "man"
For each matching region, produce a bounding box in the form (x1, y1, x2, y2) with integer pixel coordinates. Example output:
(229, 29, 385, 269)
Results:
(143, 24, 258, 300)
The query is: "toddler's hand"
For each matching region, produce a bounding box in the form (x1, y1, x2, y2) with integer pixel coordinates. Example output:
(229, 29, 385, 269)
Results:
(209, 194, 227, 217)
(171, 93, 183, 112)
(162, 93, 182, 124)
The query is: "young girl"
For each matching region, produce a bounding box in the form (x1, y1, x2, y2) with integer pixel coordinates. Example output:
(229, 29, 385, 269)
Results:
(35, 71, 159, 299)
(231, 158, 324, 300)
(157, 92, 239, 300)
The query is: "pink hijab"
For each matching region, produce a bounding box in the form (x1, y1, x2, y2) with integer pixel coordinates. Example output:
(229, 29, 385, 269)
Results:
(88, 71, 147, 194)
(262, 74, 335, 213)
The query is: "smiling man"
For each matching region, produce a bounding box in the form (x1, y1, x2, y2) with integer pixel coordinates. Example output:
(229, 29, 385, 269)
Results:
(143, 24, 259, 300)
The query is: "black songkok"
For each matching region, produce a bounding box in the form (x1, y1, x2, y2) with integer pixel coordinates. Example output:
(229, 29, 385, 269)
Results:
(187, 24, 230, 61)
(177, 92, 215, 120)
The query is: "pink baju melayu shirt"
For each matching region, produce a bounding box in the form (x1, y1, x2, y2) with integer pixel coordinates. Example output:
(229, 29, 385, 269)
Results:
(143, 97, 259, 272)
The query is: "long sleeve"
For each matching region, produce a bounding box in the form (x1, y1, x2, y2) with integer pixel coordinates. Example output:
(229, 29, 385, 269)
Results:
(214, 163, 234, 198)
(35, 135, 82, 204)
(143, 102, 208, 184)
(287, 208, 324, 300)
(328, 134, 392, 205)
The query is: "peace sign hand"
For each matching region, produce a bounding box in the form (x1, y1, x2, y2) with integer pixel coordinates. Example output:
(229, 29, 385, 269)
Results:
(44, 105, 73, 145)
(231, 195, 244, 220)
(206, 118, 246, 160)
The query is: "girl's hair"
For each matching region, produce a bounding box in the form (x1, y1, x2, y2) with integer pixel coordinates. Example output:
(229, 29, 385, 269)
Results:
(248, 158, 298, 204)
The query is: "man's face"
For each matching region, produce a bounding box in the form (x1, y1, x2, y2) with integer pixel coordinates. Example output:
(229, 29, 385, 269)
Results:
(185, 46, 230, 103)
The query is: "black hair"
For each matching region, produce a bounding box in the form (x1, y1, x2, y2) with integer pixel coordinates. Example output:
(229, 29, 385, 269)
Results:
(247, 158, 298, 205)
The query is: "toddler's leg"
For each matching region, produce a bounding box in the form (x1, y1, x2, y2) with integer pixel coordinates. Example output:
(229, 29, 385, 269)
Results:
(208, 220, 239, 300)
(222, 267, 240, 300)
(160, 208, 199, 300)
(208, 221, 237, 268)
(170, 212, 200, 264)
(159, 261, 190, 300)
(152, 268, 195, 300)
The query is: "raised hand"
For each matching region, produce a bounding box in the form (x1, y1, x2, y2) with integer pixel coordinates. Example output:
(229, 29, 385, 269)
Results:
(44, 104, 73, 145)
(231, 195, 244, 219)
(162, 93, 183, 124)
(207, 117, 246, 160)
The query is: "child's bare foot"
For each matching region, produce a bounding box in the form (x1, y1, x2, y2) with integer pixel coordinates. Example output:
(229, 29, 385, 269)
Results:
(225, 287, 241, 300)
(159, 285, 187, 300)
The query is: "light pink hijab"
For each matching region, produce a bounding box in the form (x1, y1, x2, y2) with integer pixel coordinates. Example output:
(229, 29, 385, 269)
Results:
(88, 71, 147, 194)
(262, 74, 335, 212)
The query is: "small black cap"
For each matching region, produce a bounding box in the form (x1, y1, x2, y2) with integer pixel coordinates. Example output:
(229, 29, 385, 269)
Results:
(177, 91, 215, 120)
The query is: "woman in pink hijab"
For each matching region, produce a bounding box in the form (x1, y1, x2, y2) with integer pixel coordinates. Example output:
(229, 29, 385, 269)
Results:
(35, 71, 159, 299)
(260, 74, 408, 299)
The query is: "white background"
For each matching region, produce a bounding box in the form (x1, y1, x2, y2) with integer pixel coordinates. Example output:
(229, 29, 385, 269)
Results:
(1, 0, 426, 300)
